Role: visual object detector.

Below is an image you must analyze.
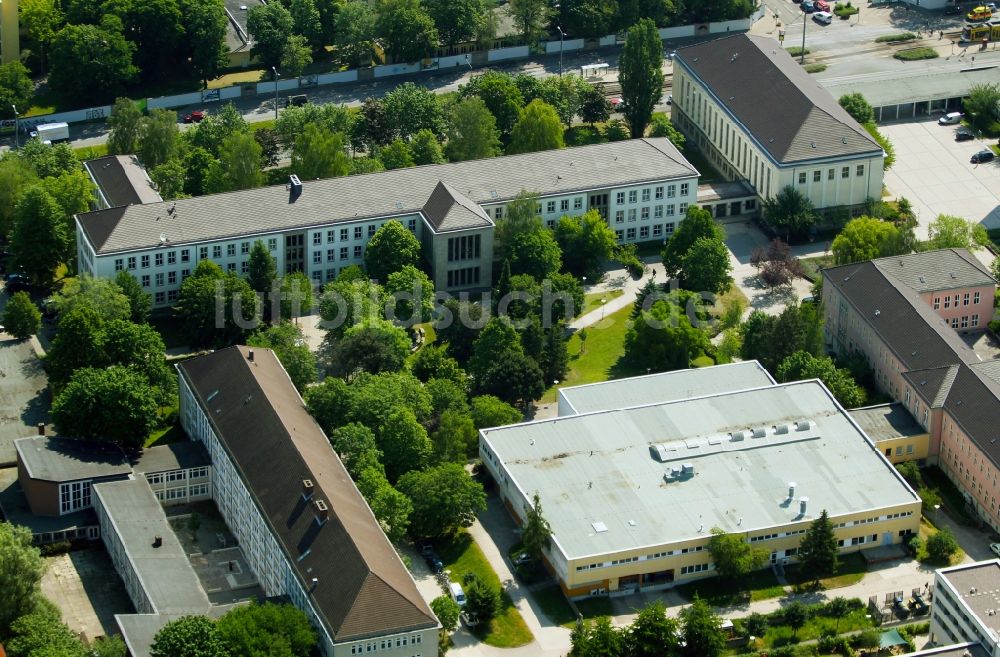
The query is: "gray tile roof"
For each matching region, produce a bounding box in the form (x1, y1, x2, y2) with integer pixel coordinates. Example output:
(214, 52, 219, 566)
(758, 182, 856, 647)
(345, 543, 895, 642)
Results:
(84, 155, 163, 207)
(903, 365, 959, 408)
(79, 138, 698, 255)
(823, 260, 980, 372)
(874, 248, 994, 293)
(676, 34, 881, 165)
(421, 181, 492, 232)
(176, 346, 437, 641)
(15, 436, 131, 483)
(942, 364, 1000, 469)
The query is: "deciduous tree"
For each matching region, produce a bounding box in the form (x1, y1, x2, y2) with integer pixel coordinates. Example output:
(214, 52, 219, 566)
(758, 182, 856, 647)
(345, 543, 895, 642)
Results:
(625, 301, 710, 372)
(459, 71, 525, 140)
(182, 0, 229, 87)
(626, 601, 681, 657)
(384, 264, 434, 324)
(150, 615, 229, 657)
(0, 63, 34, 121)
(397, 462, 486, 537)
(425, 0, 488, 46)
(209, 132, 263, 191)
(410, 129, 446, 165)
(364, 220, 422, 282)
(507, 0, 549, 44)
(963, 82, 1000, 133)
(382, 81, 446, 140)
(176, 260, 259, 346)
(475, 350, 545, 406)
(776, 350, 867, 408)
(0, 523, 45, 636)
(247, 240, 277, 296)
(506, 227, 562, 280)
(831, 216, 907, 265)
(139, 108, 180, 169)
(521, 492, 552, 557)
(446, 97, 502, 162)
(431, 595, 461, 632)
(579, 83, 611, 126)
(927, 213, 989, 251)
(292, 125, 350, 180)
(471, 395, 521, 428)
(247, 2, 294, 70)
(763, 186, 817, 242)
(333, 0, 377, 67)
(379, 139, 415, 170)
(247, 322, 317, 392)
(114, 270, 152, 323)
(681, 236, 732, 294)
(325, 318, 411, 379)
(508, 99, 565, 154)
(48, 18, 137, 104)
(52, 366, 160, 448)
(838, 92, 875, 125)
(619, 19, 663, 138)
(329, 423, 384, 479)
(356, 467, 412, 542)
(4, 291, 41, 339)
(661, 205, 724, 280)
(375, 0, 439, 63)
(280, 34, 313, 77)
(680, 595, 725, 657)
(648, 112, 685, 149)
(11, 186, 68, 288)
(707, 528, 768, 580)
(7, 598, 87, 657)
(215, 603, 316, 657)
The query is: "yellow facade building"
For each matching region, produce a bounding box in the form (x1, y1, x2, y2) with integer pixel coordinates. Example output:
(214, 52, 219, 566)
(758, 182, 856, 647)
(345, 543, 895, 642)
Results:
(480, 371, 921, 599)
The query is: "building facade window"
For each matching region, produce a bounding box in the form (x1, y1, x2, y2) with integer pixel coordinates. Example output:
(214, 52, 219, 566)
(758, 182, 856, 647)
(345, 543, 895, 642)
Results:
(615, 210, 624, 224)
(141, 255, 150, 268)
(213, 245, 222, 258)
(856, 164, 864, 176)
(115, 259, 124, 272)
(680, 183, 689, 196)
(628, 190, 637, 204)
(813, 170, 821, 182)
(842, 166, 849, 178)
(798, 172, 806, 184)
(641, 188, 650, 202)
(155, 253, 164, 266)
(227, 244, 235, 257)
(60, 481, 92, 514)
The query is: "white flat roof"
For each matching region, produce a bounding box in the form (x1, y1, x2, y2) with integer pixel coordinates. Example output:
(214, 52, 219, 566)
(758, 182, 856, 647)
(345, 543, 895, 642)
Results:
(483, 380, 919, 559)
(558, 361, 775, 415)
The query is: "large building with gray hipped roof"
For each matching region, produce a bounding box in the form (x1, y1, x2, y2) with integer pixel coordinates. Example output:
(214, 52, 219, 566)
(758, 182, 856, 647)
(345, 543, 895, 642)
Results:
(671, 33, 884, 216)
(74, 138, 699, 308)
(481, 368, 920, 599)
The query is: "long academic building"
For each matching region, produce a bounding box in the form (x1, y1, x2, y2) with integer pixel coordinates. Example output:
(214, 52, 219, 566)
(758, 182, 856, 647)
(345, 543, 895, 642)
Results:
(74, 138, 700, 308)
(480, 363, 921, 599)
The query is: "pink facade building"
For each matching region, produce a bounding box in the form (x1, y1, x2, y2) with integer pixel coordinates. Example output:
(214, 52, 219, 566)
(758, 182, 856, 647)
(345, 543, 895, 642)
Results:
(823, 249, 1000, 530)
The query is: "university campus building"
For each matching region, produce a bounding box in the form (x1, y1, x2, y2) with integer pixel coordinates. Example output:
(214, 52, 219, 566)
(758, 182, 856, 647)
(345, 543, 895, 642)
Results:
(822, 249, 1000, 532)
(176, 346, 439, 657)
(74, 138, 700, 309)
(929, 560, 1000, 655)
(671, 33, 885, 219)
(480, 364, 921, 599)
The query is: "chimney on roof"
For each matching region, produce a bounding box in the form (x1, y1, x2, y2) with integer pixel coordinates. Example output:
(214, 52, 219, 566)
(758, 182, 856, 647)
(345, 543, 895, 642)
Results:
(248, 349, 254, 362)
(153, 535, 163, 548)
(289, 174, 303, 202)
(311, 577, 319, 592)
(313, 499, 329, 525)
(37, 422, 44, 436)
(301, 479, 314, 500)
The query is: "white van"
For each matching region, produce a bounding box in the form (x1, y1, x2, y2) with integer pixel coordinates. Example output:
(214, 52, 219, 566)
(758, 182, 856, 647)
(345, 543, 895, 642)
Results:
(812, 11, 833, 24)
(449, 582, 467, 607)
(939, 112, 963, 125)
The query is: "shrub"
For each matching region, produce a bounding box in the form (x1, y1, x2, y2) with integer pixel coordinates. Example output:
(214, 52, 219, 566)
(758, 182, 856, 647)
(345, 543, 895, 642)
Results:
(875, 32, 917, 42)
(787, 47, 810, 56)
(613, 244, 645, 278)
(804, 63, 827, 74)
(834, 2, 859, 15)
(39, 540, 72, 556)
(894, 47, 939, 61)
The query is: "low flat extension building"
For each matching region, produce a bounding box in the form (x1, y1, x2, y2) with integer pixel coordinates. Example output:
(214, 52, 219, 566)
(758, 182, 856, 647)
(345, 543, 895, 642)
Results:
(672, 33, 884, 215)
(177, 346, 438, 656)
(481, 374, 920, 598)
(75, 138, 699, 308)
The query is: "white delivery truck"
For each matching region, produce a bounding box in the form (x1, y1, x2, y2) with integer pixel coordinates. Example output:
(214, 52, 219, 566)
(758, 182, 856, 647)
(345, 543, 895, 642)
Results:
(29, 122, 70, 144)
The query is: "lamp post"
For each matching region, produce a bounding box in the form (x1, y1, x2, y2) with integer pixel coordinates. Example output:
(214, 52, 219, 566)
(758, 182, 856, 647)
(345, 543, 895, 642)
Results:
(800, 15, 807, 64)
(601, 298, 607, 319)
(10, 104, 18, 150)
(271, 66, 280, 121)
(556, 25, 566, 77)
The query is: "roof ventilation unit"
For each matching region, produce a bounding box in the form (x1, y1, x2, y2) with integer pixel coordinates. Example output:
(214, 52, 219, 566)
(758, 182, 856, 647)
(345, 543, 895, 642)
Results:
(301, 479, 314, 500)
(788, 482, 797, 498)
(795, 420, 812, 432)
(799, 496, 809, 515)
(649, 444, 670, 462)
(313, 499, 329, 525)
(731, 430, 746, 442)
(681, 463, 695, 476)
(775, 424, 789, 435)
(752, 427, 767, 439)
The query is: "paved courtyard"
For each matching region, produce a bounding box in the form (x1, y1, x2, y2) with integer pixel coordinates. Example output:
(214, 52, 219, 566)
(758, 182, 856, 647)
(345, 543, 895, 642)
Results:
(41, 548, 133, 643)
(0, 335, 52, 466)
(881, 119, 1000, 239)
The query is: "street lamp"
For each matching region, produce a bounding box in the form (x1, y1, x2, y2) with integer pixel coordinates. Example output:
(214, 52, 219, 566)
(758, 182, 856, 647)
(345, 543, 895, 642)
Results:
(10, 104, 18, 150)
(271, 66, 280, 121)
(556, 25, 566, 77)
(800, 15, 807, 64)
(601, 298, 607, 319)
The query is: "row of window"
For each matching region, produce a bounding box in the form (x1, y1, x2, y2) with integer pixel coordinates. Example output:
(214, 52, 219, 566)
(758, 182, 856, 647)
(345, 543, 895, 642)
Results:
(614, 184, 688, 206)
(348, 634, 423, 654)
(574, 544, 704, 572)
(797, 165, 865, 184)
(837, 533, 879, 547)
(886, 444, 916, 457)
(447, 235, 482, 262)
(145, 467, 210, 485)
(313, 246, 364, 264)
(114, 239, 281, 273)
(446, 267, 481, 288)
(154, 483, 210, 501)
(749, 529, 804, 543)
(539, 196, 585, 215)
(835, 510, 912, 529)
(949, 314, 980, 329)
(614, 222, 676, 242)
(613, 203, 686, 224)
(934, 292, 981, 309)
(680, 563, 711, 575)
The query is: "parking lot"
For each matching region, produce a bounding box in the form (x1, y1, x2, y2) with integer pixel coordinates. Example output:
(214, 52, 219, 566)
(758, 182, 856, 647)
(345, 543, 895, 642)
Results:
(881, 118, 1000, 239)
(0, 334, 51, 466)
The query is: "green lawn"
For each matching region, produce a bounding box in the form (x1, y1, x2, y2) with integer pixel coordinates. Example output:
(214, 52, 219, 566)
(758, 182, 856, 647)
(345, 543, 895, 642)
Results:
(579, 290, 624, 317)
(676, 570, 786, 606)
(436, 532, 533, 648)
(786, 552, 867, 591)
(145, 422, 187, 448)
(799, 254, 835, 283)
(539, 305, 638, 403)
(762, 608, 873, 648)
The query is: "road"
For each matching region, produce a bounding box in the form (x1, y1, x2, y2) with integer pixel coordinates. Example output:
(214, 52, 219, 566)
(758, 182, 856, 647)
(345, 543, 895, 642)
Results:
(2, 1, 990, 153)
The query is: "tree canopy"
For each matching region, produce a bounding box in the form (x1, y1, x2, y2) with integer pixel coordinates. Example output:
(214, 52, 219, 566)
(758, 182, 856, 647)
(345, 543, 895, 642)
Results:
(364, 221, 422, 282)
(707, 528, 768, 580)
(763, 186, 817, 241)
(926, 214, 989, 251)
(776, 351, 867, 408)
(150, 615, 229, 657)
(798, 509, 838, 579)
(0, 523, 45, 636)
(661, 206, 724, 280)
(397, 462, 486, 537)
(214, 602, 316, 657)
(51, 366, 160, 448)
(832, 216, 909, 265)
(619, 19, 664, 138)
(508, 99, 565, 154)
(4, 291, 42, 339)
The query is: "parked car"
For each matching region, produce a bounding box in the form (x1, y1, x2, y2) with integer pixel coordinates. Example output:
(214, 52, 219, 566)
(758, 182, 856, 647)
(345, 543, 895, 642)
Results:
(184, 110, 205, 123)
(5, 273, 29, 292)
(956, 127, 975, 141)
(815, 0, 830, 10)
(423, 549, 443, 573)
(801, 0, 816, 11)
(990, 542, 1000, 557)
(610, 97, 624, 110)
(971, 149, 996, 163)
(939, 111, 963, 125)
(813, 11, 833, 23)
(460, 612, 480, 628)
(285, 94, 308, 108)
(512, 552, 534, 566)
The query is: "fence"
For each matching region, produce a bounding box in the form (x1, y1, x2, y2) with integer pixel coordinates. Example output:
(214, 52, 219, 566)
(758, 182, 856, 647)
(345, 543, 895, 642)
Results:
(16, 15, 759, 130)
